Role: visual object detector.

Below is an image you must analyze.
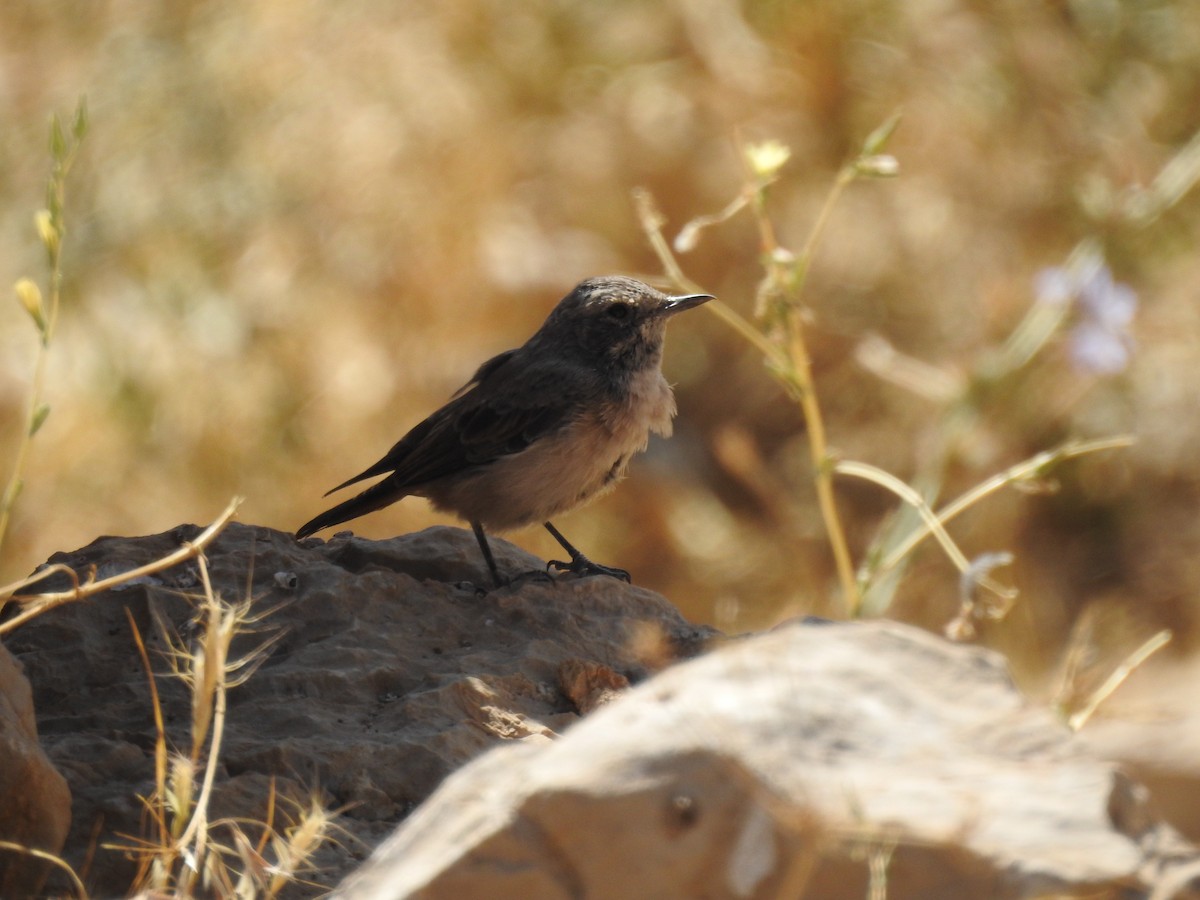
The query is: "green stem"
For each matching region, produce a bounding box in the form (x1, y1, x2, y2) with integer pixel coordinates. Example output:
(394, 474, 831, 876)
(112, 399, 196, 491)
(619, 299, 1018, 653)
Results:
(0, 117, 83, 554)
(769, 164, 862, 615)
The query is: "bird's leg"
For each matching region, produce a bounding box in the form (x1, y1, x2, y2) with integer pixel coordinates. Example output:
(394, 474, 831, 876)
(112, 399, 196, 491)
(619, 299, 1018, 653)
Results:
(471, 521, 505, 588)
(471, 521, 555, 588)
(543, 521, 631, 582)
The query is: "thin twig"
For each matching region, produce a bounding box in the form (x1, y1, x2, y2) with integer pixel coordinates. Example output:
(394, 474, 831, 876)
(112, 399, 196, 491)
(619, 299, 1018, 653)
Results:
(0, 841, 87, 900)
(125, 608, 170, 850)
(1067, 629, 1172, 732)
(0, 497, 243, 635)
(636, 180, 863, 615)
(791, 164, 856, 294)
(834, 460, 1015, 601)
(2, 563, 81, 598)
(0, 101, 87, 552)
(876, 437, 1134, 577)
(770, 163, 863, 616)
(176, 553, 230, 878)
(789, 329, 860, 615)
(633, 188, 789, 369)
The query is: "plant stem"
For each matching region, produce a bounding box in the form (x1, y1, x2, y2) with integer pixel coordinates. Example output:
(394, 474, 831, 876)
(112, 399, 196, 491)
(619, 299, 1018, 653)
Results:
(769, 163, 862, 616)
(0, 109, 85, 553)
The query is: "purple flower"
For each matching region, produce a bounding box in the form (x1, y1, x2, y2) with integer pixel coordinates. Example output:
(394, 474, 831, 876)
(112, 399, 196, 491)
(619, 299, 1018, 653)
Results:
(1035, 255, 1136, 374)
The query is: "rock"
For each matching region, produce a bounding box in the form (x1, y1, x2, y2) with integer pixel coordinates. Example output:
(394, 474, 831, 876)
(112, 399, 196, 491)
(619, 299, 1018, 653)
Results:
(9, 522, 1199, 898)
(333, 619, 1200, 900)
(1076, 654, 1200, 844)
(4, 523, 715, 896)
(0, 642, 71, 898)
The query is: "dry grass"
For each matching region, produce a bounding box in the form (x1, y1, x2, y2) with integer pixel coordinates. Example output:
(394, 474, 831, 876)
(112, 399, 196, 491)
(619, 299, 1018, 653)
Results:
(3, 498, 337, 898)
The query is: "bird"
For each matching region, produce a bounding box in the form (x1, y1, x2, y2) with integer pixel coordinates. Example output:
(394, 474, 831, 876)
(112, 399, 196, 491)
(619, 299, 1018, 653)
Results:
(296, 275, 713, 587)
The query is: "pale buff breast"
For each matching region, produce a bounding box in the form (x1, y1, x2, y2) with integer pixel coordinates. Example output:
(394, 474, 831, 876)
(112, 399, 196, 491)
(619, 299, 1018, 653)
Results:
(423, 368, 677, 531)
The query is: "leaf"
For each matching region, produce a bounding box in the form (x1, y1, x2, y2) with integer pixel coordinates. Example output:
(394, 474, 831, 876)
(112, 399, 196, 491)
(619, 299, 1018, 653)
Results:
(14, 278, 46, 334)
(861, 110, 903, 157)
(35, 209, 59, 256)
(30, 404, 51, 437)
(49, 113, 66, 160)
(73, 96, 89, 140)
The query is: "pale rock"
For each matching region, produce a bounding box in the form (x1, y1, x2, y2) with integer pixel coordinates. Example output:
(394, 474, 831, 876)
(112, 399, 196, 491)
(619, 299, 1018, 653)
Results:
(334, 620, 1200, 900)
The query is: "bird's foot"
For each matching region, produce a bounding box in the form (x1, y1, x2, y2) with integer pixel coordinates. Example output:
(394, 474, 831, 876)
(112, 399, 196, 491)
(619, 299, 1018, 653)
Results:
(546, 554, 631, 582)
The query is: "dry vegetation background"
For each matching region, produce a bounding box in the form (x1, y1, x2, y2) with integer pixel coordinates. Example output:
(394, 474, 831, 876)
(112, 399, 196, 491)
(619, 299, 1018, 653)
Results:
(3, 0, 1200, 690)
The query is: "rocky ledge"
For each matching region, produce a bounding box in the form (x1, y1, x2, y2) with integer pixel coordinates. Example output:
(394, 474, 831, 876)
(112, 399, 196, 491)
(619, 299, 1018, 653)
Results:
(1, 523, 1197, 898)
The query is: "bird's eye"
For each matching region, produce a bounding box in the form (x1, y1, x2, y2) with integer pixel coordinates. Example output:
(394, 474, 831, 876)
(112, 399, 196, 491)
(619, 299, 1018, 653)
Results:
(606, 302, 632, 320)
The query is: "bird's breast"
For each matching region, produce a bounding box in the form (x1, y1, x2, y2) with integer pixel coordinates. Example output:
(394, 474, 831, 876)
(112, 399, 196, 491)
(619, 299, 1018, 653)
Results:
(423, 368, 677, 531)
(604, 365, 677, 438)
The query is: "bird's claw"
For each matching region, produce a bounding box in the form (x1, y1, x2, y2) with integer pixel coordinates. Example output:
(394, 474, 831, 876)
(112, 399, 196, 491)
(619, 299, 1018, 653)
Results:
(546, 556, 631, 582)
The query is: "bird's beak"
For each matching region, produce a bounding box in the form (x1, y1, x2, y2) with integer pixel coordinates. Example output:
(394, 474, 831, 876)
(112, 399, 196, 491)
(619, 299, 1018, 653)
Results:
(659, 292, 714, 316)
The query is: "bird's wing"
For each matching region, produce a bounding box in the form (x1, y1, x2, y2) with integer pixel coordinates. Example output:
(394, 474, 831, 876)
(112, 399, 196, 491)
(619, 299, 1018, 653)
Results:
(450, 348, 519, 398)
(326, 349, 582, 494)
(455, 391, 568, 462)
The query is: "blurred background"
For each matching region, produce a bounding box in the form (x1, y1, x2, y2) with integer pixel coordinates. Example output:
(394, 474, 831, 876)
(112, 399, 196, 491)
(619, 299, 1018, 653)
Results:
(3, 0, 1200, 773)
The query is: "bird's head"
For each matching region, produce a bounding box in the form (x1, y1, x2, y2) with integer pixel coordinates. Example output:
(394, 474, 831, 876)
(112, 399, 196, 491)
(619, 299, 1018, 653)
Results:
(538, 275, 712, 373)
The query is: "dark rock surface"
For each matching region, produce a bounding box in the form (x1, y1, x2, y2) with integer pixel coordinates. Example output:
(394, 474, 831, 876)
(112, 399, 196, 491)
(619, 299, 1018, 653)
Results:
(4, 523, 715, 897)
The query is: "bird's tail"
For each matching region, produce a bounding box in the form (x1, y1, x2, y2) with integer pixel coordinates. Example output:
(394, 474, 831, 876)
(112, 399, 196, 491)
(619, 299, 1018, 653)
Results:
(295, 478, 409, 539)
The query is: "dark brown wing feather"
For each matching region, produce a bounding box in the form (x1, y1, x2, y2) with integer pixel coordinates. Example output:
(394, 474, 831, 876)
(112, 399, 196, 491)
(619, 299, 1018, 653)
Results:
(330, 349, 576, 489)
(295, 347, 584, 538)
